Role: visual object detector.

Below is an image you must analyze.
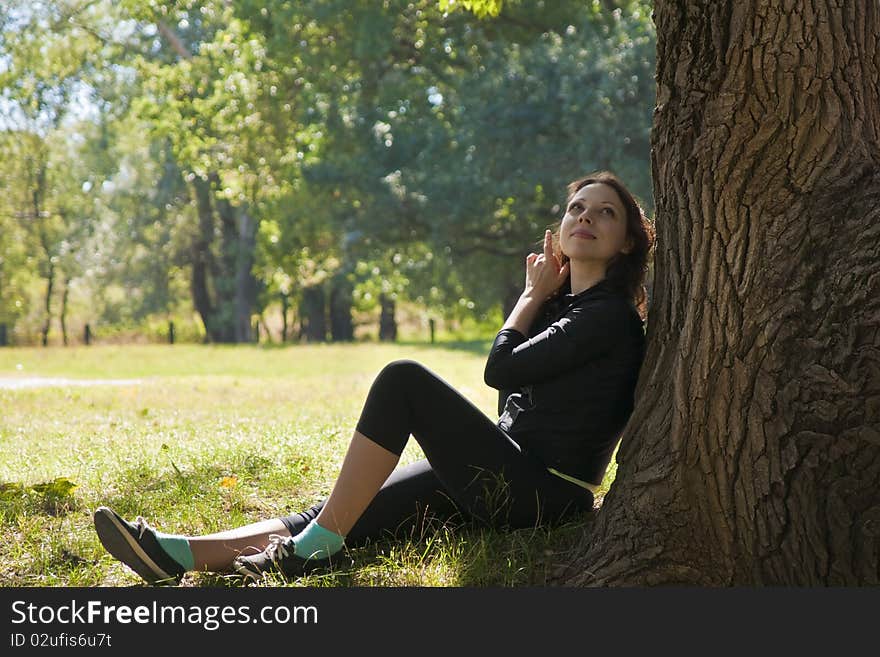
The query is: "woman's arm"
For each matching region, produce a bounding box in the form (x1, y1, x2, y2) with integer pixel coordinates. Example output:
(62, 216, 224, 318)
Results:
(500, 293, 545, 336)
(484, 229, 572, 389)
(484, 298, 630, 389)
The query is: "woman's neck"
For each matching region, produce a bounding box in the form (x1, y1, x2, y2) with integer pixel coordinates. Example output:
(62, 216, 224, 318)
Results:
(568, 259, 607, 295)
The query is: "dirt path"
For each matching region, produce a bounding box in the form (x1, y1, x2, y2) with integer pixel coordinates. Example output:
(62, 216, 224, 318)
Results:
(0, 377, 142, 390)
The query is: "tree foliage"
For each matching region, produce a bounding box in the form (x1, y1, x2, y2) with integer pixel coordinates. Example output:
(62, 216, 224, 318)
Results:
(0, 0, 655, 343)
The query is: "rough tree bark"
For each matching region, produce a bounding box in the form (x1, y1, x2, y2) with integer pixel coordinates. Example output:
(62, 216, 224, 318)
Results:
(560, 1, 880, 585)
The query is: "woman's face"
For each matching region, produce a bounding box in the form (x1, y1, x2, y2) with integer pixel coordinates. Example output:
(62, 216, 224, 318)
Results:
(559, 183, 632, 267)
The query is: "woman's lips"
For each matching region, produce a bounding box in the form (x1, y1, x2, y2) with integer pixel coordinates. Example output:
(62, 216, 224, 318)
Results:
(571, 230, 596, 239)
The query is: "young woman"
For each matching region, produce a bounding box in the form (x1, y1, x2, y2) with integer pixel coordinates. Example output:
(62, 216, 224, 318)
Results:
(93, 171, 655, 585)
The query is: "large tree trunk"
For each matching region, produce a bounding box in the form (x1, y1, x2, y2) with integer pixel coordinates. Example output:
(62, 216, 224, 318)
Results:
(561, 1, 880, 586)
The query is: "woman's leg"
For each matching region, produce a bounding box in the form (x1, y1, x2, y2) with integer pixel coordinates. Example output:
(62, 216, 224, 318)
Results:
(95, 458, 463, 583)
(185, 452, 464, 572)
(349, 360, 592, 529)
(233, 358, 554, 579)
(315, 430, 400, 536)
(99, 359, 587, 583)
(187, 518, 291, 572)
(93, 505, 292, 584)
(239, 359, 511, 573)
(280, 459, 464, 547)
(189, 456, 461, 569)
(270, 359, 590, 558)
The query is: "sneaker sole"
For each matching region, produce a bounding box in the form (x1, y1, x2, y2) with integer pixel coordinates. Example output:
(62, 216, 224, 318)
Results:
(232, 559, 263, 582)
(94, 508, 176, 585)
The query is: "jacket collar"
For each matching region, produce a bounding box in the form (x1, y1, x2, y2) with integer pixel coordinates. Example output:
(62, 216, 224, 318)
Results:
(561, 277, 615, 303)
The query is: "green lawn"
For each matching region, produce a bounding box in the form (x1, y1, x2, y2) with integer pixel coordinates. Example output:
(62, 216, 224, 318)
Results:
(0, 343, 611, 587)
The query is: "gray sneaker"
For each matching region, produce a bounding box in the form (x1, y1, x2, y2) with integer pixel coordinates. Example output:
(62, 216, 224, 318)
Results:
(93, 506, 185, 586)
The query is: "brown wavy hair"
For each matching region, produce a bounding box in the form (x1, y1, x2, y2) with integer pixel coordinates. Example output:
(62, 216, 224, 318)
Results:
(550, 171, 655, 321)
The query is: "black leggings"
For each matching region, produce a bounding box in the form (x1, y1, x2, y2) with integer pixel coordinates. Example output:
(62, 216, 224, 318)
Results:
(279, 360, 593, 546)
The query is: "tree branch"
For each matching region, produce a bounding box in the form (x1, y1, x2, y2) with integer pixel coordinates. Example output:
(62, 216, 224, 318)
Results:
(156, 20, 193, 61)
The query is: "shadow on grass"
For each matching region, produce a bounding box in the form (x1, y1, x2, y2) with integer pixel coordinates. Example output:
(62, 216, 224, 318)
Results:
(188, 511, 598, 588)
(451, 510, 597, 587)
(78, 461, 597, 588)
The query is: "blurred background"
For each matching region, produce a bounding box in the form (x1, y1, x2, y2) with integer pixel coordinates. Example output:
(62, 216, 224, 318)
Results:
(0, 0, 655, 348)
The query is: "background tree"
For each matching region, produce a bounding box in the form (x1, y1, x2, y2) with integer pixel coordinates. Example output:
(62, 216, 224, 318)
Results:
(0, 143, 31, 342)
(410, 3, 655, 316)
(0, 0, 110, 345)
(1, 0, 657, 345)
(126, 1, 267, 343)
(0, 0, 146, 344)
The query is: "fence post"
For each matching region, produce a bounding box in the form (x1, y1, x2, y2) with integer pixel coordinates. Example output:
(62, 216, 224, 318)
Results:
(429, 318, 435, 344)
(84, 324, 91, 346)
(0, 323, 7, 346)
(169, 321, 175, 345)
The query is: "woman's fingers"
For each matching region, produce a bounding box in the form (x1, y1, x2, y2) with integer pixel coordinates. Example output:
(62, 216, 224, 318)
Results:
(544, 229, 554, 259)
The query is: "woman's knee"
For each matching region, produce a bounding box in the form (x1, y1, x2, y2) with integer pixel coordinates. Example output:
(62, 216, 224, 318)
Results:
(376, 359, 429, 386)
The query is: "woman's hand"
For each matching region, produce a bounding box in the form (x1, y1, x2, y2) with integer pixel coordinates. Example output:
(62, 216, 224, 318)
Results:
(523, 230, 570, 301)
(501, 231, 568, 334)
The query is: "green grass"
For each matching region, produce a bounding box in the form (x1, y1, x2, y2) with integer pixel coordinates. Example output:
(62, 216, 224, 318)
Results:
(0, 343, 612, 587)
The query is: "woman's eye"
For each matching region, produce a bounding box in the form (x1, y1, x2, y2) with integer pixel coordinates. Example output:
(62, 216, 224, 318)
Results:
(602, 207, 614, 215)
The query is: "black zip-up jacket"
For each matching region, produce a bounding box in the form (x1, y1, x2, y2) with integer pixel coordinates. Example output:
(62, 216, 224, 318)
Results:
(483, 278, 646, 485)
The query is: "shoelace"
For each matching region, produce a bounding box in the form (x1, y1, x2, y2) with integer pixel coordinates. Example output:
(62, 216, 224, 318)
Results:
(134, 516, 153, 539)
(263, 534, 295, 563)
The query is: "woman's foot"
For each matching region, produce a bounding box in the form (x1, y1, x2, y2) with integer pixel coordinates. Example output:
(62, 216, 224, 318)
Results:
(232, 534, 344, 582)
(93, 506, 186, 586)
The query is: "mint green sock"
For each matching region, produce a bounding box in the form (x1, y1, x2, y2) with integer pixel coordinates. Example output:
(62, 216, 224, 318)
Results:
(292, 519, 345, 560)
(154, 531, 195, 571)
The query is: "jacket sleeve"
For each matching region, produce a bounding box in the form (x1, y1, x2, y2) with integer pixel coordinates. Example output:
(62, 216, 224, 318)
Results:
(485, 329, 529, 413)
(483, 298, 629, 390)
